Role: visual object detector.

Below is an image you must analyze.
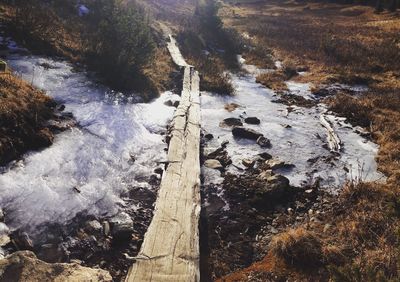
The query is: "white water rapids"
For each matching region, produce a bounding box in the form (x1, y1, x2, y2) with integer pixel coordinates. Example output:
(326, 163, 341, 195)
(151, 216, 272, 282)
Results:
(0, 37, 178, 236)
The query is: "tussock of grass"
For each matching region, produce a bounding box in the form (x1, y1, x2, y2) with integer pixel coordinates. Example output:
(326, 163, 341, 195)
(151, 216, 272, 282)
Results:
(269, 228, 323, 269)
(0, 73, 55, 165)
(255, 65, 297, 92)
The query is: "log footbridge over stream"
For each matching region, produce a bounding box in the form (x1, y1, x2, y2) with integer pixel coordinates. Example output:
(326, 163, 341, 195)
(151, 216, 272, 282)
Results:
(126, 36, 201, 282)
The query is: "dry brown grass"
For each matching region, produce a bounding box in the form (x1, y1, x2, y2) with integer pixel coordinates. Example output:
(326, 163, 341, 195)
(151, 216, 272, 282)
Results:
(0, 72, 55, 165)
(269, 227, 323, 269)
(256, 72, 288, 92)
(219, 1, 400, 280)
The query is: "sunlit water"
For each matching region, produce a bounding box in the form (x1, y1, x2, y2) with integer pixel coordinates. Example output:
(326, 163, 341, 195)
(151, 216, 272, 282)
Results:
(0, 37, 178, 237)
(201, 60, 385, 190)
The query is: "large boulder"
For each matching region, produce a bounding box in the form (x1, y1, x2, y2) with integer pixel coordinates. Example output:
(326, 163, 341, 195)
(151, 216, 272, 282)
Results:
(0, 251, 112, 281)
(232, 127, 263, 140)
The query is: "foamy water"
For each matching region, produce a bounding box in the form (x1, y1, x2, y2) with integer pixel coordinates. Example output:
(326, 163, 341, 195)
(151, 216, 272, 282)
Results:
(0, 39, 178, 236)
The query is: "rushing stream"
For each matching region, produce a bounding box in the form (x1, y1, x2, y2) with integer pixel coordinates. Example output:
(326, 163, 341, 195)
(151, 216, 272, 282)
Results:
(0, 37, 178, 239)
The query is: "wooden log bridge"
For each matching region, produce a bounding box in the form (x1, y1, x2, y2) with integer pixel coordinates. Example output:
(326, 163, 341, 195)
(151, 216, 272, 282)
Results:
(125, 36, 201, 281)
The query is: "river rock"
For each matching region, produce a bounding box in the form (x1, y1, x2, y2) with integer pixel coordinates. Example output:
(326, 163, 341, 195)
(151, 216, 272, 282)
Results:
(0, 251, 112, 281)
(12, 231, 33, 250)
(244, 117, 260, 125)
(204, 133, 214, 140)
(242, 159, 255, 168)
(164, 100, 179, 108)
(258, 152, 272, 160)
(255, 174, 290, 201)
(85, 220, 103, 235)
(265, 159, 295, 170)
(109, 212, 134, 239)
(0, 223, 10, 247)
(103, 221, 110, 236)
(204, 159, 223, 170)
(219, 118, 243, 127)
(256, 136, 271, 148)
(232, 127, 263, 140)
(37, 243, 64, 263)
(0, 235, 9, 247)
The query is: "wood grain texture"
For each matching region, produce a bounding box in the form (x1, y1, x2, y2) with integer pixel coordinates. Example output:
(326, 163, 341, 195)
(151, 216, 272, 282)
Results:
(125, 37, 201, 282)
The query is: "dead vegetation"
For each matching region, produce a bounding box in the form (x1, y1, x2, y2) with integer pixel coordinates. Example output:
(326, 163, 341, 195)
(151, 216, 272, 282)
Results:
(0, 0, 177, 100)
(217, 0, 400, 281)
(0, 73, 55, 165)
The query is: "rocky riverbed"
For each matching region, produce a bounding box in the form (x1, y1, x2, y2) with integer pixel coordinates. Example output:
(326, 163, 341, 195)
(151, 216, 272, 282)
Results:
(199, 58, 384, 280)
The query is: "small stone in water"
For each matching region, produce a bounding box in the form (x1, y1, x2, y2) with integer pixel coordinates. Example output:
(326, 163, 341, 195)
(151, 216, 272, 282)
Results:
(244, 117, 261, 125)
(204, 133, 214, 140)
(204, 159, 223, 170)
(103, 221, 110, 236)
(242, 159, 255, 168)
(257, 136, 271, 148)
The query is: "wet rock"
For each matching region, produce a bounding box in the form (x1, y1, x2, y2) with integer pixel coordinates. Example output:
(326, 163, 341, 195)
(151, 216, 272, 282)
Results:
(265, 159, 295, 170)
(255, 174, 290, 202)
(37, 243, 64, 263)
(242, 159, 255, 168)
(0, 251, 112, 281)
(13, 232, 34, 250)
(0, 235, 9, 247)
(204, 133, 214, 140)
(232, 127, 263, 140)
(204, 159, 223, 170)
(256, 136, 271, 148)
(0, 222, 10, 247)
(109, 212, 134, 239)
(244, 117, 260, 125)
(85, 220, 103, 235)
(257, 170, 274, 181)
(224, 103, 240, 112)
(258, 152, 272, 160)
(164, 100, 179, 108)
(221, 140, 229, 148)
(220, 118, 243, 127)
(154, 167, 163, 176)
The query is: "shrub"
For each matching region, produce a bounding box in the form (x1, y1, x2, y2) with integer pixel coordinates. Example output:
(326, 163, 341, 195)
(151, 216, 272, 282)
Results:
(88, 0, 156, 92)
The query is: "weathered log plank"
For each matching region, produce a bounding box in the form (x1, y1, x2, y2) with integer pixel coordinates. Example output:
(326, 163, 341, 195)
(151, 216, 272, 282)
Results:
(125, 37, 201, 282)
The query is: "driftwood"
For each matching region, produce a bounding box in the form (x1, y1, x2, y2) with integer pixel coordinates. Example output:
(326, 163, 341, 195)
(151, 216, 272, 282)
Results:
(125, 37, 201, 282)
(320, 114, 341, 152)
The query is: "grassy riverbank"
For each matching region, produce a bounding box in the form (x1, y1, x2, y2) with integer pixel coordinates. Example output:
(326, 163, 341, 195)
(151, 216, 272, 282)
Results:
(0, 0, 176, 100)
(0, 72, 56, 166)
(217, 0, 400, 280)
